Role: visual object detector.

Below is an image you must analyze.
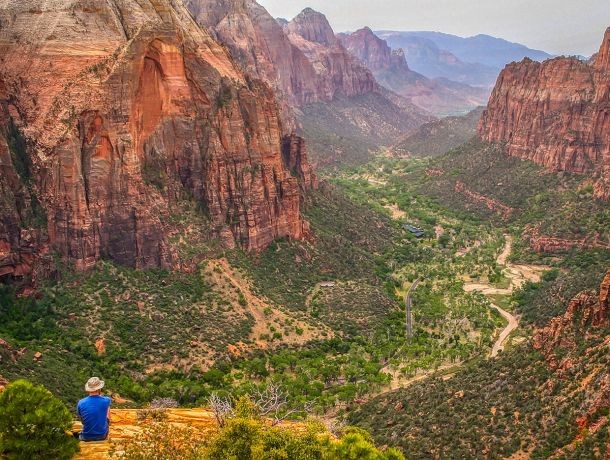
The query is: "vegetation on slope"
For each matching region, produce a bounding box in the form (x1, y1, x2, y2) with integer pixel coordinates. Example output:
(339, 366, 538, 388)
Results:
(298, 92, 429, 167)
(393, 107, 484, 157)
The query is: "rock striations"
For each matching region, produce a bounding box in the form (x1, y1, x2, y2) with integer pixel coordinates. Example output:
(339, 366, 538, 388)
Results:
(189, 1, 376, 108)
(284, 9, 377, 102)
(339, 27, 489, 115)
(0, 0, 314, 281)
(479, 27, 610, 199)
(188, 2, 431, 164)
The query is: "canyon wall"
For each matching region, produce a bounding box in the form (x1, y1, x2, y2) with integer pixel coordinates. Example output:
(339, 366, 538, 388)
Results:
(189, 1, 376, 108)
(0, 0, 313, 280)
(479, 27, 610, 199)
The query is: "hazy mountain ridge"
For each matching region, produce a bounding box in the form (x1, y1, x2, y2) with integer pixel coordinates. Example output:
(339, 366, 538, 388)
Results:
(339, 27, 489, 115)
(377, 30, 554, 89)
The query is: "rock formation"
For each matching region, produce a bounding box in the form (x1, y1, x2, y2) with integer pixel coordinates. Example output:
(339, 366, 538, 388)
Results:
(190, 1, 377, 108)
(339, 28, 490, 114)
(283, 9, 377, 102)
(188, 2, 430, 163)
(186, 0, 318, 123)
(534, 269, 610, 371)
(0, 0, 313, 280)
(479, 27, 610, 199)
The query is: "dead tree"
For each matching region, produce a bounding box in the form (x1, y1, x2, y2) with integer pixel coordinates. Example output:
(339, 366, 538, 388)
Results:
(208, 393, 234, 427)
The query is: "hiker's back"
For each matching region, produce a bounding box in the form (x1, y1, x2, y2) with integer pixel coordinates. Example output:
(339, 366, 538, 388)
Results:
(77, 395, 111, 439)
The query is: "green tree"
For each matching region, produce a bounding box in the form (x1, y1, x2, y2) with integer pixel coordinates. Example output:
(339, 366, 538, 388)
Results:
(0, 380, 79, 460)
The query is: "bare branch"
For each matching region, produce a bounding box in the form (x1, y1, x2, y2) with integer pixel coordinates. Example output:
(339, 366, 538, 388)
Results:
(208, 393, 233, 427)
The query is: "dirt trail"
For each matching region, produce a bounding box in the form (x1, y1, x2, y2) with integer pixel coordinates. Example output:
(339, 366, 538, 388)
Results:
(464, 235, 546, 357)
(208, 260, 329, 348)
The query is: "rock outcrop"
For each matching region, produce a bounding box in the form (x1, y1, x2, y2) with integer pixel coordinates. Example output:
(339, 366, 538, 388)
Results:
(190, 1, 376, 108)
(534, 269, 610, 364)
(186, 0, 318, 119)
(339, 28, 489, 114)
(283, 9, 377, 102)
(479, 27, 610, 199)
(189, 2, 431, 164)
(0, 0, 313, 279)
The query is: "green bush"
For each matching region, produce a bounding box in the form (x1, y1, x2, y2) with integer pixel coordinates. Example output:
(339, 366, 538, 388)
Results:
(0, 380, 79, 460)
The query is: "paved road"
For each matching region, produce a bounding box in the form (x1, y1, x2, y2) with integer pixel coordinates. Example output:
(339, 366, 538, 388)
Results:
(405, 278, 422, 341)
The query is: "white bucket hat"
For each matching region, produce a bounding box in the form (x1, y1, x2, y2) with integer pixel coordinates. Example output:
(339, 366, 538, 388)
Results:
(85, 377, 105, 392)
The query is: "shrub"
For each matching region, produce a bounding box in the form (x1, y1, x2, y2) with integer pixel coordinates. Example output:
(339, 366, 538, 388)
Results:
(0, 380, 79, 460)
(119, 396, 403, 459)
(112, 422, 204, 460)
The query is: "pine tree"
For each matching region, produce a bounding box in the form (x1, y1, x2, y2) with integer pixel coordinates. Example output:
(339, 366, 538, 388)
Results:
(0, 379, 79, 460)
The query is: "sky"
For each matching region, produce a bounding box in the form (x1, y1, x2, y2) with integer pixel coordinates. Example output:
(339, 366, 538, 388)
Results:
(258, 0, 610, 56)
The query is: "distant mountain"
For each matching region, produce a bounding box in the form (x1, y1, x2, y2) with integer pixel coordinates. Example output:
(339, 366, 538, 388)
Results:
(339, 28, 489, 115)
(378, 30, 553, 70)
(374, 33, 498, 87)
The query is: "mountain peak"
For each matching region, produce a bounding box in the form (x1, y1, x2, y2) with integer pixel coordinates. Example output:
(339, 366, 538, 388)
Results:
(593, 26, 610, 70)
(287, 7, 337, 46)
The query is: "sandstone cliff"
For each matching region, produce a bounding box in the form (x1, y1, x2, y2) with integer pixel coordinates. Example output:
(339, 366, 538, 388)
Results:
(186, 0, 318, 118)
(0, 0, 312, 280)
(339, 27, 489, 115)
(479, 27, 610, 199)
(189, 2, 431, 164)
(534, 269, 610, 362)
(283, 9, 377, 102)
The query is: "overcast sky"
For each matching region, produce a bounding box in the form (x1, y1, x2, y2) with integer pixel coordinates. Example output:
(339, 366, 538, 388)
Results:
(258, 0, 609, 56)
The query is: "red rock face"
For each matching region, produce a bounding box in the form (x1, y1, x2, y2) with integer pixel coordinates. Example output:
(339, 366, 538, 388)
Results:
(339, 27, 489, 114)
(0, 0, 312, 279)
(479, 27, 610, 199)
(534, 269, 610, 362)
(186, 0, 319, 116)
(454, 181, 515, 219)
(284, 9, 377, 102)
(338, 28, 412, 76)
(189, 2, 375, 108)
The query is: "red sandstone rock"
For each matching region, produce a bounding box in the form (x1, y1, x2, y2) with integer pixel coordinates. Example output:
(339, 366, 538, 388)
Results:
(284, 9, 377, 102)
(527, 225, 610, 253)
(0, 0, 313, 278)
(454, 181, 515, 219)
(479, 27, 610, 199)
(534, 269, 610, 362)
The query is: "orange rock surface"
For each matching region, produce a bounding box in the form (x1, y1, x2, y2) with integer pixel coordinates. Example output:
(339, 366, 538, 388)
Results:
(0, 0, 313, 281)
(73, 408, 306, 460)
(534, 269, 610, 362)
(479, 27, 610, 199)
(73, 409, 216, 459)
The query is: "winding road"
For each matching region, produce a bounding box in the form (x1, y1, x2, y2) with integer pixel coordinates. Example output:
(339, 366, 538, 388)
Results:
(463, 235, 545, 357)
(376, 235, 546, 395)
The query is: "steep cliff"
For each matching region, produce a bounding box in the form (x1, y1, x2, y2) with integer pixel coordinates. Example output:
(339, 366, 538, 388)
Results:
(189, 2, 431, 164)
(339, 27, 489, 114)
(479, 27, 610, 199)
(0, 0, 312, 280)
(186, 0, 319, 115)
(534, 269, 610, 360)
(284, 9, 377, 102)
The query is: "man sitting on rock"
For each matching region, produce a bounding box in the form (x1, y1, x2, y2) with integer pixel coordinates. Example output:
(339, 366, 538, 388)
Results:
(72, 377, 111, 442)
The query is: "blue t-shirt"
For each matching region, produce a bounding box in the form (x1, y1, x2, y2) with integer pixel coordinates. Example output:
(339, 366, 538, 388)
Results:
(77, 395, 111, 439)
